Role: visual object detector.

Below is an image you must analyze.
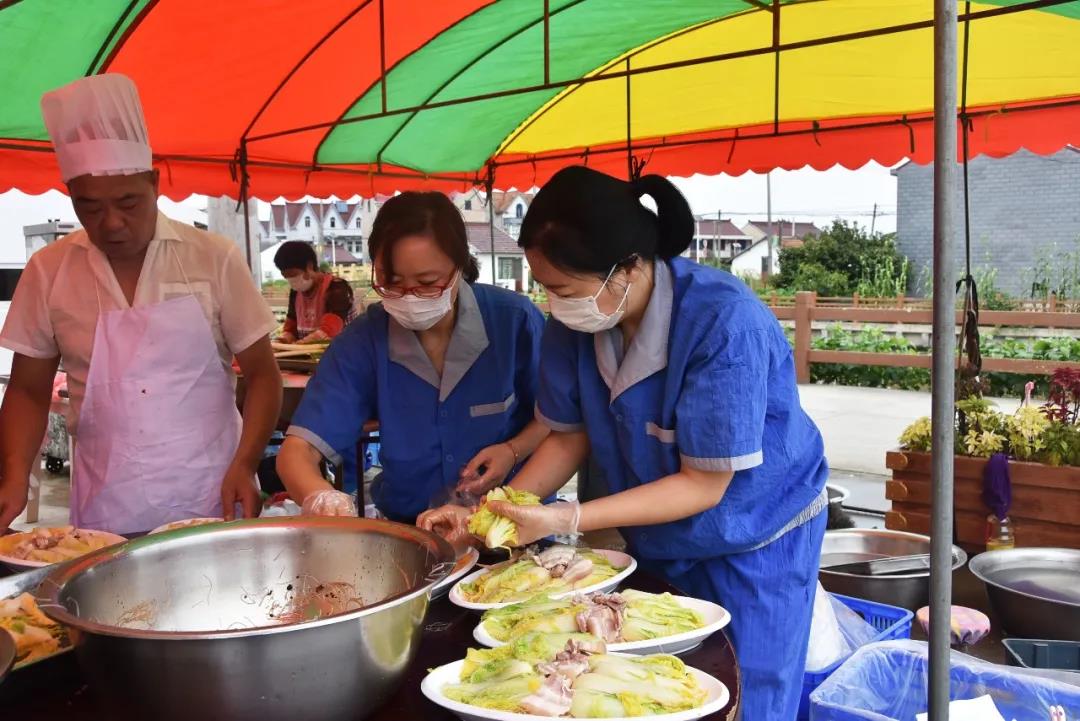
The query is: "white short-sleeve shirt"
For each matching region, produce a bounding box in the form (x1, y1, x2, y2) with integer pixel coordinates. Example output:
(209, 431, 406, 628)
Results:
(0, 211, 277, 433)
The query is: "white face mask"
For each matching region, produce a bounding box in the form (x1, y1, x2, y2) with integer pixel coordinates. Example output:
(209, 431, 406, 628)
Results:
(287, 274, 314, 293)
(548, 265, 631, 334)
(381, 273, 459, 331)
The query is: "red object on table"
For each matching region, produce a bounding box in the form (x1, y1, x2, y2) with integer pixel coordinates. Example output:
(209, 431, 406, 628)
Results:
(0, 570, 740, 720)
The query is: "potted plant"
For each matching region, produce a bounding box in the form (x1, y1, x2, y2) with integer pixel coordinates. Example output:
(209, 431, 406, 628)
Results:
(888, 369, 1080, 549)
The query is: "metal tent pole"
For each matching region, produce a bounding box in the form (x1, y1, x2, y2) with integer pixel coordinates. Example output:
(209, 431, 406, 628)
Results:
(930, 0, 958, 717)
(486, 172, 497, 286)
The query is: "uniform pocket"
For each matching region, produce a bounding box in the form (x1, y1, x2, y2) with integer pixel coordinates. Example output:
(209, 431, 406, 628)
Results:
(623, 416, 680, 483)
(469, 392, 516, 418)
(645, 422, 676, 443)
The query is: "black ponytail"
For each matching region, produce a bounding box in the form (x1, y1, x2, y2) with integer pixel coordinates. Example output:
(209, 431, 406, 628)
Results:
(519, 166, 695, 276)
(632, 174, 694, 259)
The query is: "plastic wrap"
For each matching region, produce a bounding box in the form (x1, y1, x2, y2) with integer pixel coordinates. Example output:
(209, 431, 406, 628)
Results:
(806, 583, 880, 672)
(810, 640, 1080, 721)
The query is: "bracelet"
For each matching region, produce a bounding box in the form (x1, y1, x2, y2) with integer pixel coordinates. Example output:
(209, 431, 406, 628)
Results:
(504, 440, 520, 464)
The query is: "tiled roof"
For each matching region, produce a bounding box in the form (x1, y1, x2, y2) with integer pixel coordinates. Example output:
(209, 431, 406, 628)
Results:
(492, 190, 534, 215)
(270, 200, 360, 231)
(746, 219, 821, 239)
(321, 245, 360, 264)
(465, 221, 520, 254)
(694, 219, 750, 238)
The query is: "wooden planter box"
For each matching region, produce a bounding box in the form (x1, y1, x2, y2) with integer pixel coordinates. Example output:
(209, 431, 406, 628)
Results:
(885, 450, 1080, 550)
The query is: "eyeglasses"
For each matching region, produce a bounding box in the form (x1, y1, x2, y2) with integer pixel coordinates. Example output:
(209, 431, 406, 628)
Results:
(372, 274, 455, 299)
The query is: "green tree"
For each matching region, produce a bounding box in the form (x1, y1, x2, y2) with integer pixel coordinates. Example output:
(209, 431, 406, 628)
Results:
(777, 220, 907, 296)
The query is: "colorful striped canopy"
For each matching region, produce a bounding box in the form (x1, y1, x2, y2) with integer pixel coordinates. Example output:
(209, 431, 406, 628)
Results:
(1, 0, 1078, 199)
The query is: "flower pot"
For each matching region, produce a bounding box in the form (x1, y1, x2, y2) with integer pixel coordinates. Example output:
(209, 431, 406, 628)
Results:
(885, 450, 1080, 550)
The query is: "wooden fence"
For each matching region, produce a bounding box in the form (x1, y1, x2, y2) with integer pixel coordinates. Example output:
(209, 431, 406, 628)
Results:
(780, 291, 1080, 383)
(261, 286, 1080, 382)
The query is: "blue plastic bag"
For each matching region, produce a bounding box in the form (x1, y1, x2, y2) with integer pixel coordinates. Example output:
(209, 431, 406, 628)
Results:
(810, 641, 1080, 721)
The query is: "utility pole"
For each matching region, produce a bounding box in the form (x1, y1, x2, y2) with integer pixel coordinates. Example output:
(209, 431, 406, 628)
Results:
(871, 203, 879, 235)
(766, 172, 774, 277)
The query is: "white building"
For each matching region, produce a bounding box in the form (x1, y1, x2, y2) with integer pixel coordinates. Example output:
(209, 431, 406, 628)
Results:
(466, 222, 529, 291)
(267, 200, 365, 261)
(685, 219, 753, 261)
(730, 238, 777, 279)
(491, 190, 534, 240)
(451, 188, 489, 224)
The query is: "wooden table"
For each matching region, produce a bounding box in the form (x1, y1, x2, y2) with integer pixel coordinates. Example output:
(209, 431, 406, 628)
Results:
(0, 569, 740, 720)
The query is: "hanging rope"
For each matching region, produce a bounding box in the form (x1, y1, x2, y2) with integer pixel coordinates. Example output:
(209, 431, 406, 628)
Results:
(956, 1, 985, 416)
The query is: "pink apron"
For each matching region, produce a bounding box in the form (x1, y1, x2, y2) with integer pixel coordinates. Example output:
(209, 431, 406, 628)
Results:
(71, 289, 241, 534)
(294, 273, 333, 339)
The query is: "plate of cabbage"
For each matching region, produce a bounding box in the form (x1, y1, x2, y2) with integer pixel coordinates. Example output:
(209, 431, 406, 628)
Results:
(421, 633, 729, 720)
(474, 590, 730, 656)
(450, 545, 636, 611)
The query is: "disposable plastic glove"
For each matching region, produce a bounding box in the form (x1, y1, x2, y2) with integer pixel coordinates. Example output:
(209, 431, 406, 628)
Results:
(482, 500, 581, 546)
(301, 489, 357, 517)
(417, 504, 474, 553)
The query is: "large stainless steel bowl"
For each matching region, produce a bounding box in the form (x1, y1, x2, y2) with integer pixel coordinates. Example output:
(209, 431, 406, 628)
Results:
(969, 547, 1080, 641)
(34, 517, 454, 721)
(819, 529, 967, 610)
(0, 624, 14, 684)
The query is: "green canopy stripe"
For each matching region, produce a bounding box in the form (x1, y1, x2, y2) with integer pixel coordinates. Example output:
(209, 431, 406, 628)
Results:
(317, 0, 747, 173)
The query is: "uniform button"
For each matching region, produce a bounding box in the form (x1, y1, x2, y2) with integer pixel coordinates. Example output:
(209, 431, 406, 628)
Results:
(440, 410, 448, 419)
(445, 454, 454, 463)
(615, 414, 624, 422)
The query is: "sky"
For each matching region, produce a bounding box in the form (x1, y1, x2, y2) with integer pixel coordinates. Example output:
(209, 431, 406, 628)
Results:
(0, 162, 899, 264)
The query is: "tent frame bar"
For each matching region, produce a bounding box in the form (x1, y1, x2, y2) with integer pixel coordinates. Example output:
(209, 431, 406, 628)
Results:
(243, 0, 1072, 145)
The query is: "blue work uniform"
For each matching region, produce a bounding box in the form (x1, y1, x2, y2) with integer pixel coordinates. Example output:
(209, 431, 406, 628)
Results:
(536, 257, 828, 720)
(289, 281, 545, 523)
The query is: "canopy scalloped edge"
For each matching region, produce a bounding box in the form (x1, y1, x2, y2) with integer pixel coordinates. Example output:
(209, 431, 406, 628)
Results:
(2, 95, 1078, 200)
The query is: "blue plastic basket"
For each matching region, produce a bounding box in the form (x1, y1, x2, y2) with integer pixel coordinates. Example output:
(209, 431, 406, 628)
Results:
(798, 593, 914, 721)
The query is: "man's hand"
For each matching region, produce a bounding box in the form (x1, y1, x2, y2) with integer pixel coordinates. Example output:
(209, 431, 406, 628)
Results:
(457, 443, 516, 496)
(220, 463, 261, 520)
(0, 474, 30, 532)
(276, 332, 297, 344)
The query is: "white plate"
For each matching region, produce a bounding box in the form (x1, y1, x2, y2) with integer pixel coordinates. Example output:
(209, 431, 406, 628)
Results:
(421, 658, 730, 721)
(432, 547, 481, 600)
(0, 528, 127, 571)
(148, 517, 226, 535)
(472, 595, 731, 656)
(449, 549, 638, 612)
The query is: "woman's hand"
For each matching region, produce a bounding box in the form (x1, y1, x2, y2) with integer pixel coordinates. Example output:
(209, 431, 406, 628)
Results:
(483, 500, 581, 546)
(457, 443, 517, 495)
(276, 332, 297, 344)
(417, 504, 474, 553)
(298, 330, 330, 345)
(301, 489, 357, 516)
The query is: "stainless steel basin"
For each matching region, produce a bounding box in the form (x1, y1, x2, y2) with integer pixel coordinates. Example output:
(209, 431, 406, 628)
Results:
(819, 529, 967, 610)
(35, 517, 454, 721)
(0, 625, 14, 684)
(969, 547, 1080, 642)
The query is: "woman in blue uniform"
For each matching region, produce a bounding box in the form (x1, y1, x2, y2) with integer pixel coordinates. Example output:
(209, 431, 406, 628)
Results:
(277, 192, 548, 524)
(423, 167, 828, 719)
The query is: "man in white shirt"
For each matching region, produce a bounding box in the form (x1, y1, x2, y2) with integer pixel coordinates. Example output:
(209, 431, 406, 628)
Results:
(0, 74, 282, 534)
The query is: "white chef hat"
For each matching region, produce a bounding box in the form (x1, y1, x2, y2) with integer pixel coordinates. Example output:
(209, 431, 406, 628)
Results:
(40, 73, 152, 182)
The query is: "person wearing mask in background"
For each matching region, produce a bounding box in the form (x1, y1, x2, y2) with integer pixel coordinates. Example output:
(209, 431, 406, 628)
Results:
(276, 192, 549, 525)
(0, 74, 281, 533)
(422, 166, 828, 719)
(273, 241, 355, 344)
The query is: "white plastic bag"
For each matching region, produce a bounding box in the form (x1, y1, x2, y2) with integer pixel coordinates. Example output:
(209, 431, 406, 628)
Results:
(806, 583, 880, 672)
